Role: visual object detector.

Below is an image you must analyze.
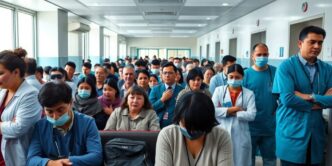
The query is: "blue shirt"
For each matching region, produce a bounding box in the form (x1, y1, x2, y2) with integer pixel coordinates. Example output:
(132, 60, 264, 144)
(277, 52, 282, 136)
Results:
(209, 72, 227, 95)
(243, 65, 278, 136)
(298, 53, 317, 83)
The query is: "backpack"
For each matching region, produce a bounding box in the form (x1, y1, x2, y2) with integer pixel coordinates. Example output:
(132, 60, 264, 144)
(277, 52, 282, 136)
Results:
(104, 138, 153, 166)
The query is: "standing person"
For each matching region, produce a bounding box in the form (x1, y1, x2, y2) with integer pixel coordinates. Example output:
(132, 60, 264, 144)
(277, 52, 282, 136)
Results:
(155, 92, 233, 166)
(272, 26, 332, 165)
(26, 82, 103, 166)
(212, 64, 256, 166)
(243, 43, 278, 166)
(203, 66, 215, 88)
(0, 50, 42, 166)
(25, 58, 42, 90)
(209, 55, 236, 94)
(149, 62, 184, 128)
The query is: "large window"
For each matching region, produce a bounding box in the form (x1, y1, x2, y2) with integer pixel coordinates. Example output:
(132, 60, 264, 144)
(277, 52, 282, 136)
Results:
(0, 4, 36, 57)
(167, 49, 191, 58)
(0, 6, 14, 51)
(18, 11, 34, 57)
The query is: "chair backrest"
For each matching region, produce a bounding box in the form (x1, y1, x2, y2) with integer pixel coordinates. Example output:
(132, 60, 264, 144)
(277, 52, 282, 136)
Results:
(99, 130, 160, 163)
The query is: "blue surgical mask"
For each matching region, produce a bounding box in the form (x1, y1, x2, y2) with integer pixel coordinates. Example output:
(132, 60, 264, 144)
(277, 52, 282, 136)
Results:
(255, 57, 268, 67)
(227, 79, 242, 88)
(47, 111, 70, 126)
(179, 126, 204, 140)
(151, 69, 159, 75)
(78, 89, 91, 99)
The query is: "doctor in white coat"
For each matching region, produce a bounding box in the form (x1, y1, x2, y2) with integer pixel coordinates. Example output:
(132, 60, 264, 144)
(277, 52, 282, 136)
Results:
(212, 64, 256, 166)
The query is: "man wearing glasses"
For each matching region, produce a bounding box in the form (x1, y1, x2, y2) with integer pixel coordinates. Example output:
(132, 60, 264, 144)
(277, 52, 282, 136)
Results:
(149, 62, 184, 128)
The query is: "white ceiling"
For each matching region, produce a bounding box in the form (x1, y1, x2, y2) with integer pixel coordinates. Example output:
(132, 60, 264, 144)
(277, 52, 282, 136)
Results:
(5, 0, 276, 37)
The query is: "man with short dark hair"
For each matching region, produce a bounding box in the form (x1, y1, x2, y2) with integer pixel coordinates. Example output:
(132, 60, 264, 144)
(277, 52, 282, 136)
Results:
(26, 82, 103, 166)
(273, 26, 332, 165)
(149, 62, 184, 128)
(65, 61, 78, 84)
(209, 55, 236, 94)
(78, 62, 92, 80)
(25, 58, 42, 90)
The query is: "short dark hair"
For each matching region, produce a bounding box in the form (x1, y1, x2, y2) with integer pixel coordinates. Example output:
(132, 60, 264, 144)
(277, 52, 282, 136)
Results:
(299, 25, 326, 41)
(83, 62, 92, 69)
(176, 68, 184, 84)
(151, 59, 160, 66)
(38, 82, 72, 107)
(186, 67, 203, 84)
(77, 76, 98, 98)
(173, 91, 219, 134)
(150, 74, 159, 82)
(25, 58, 37, 75)
(44, 66, 52, 75)
(193, 59, 200, 63)
(135, 59, 147, 67)
(227, 64, 244, 76)
(36, 66, 44, 74)
(161, 62, 177, 73)
(252, 43, 268, 52)
(0, 50, 26, 78)
(65, 61, 76, 69)
(51, 67, 67, 76)
(221, 55, 236, 66)
(110, 62, 118, 73)
(203, 66, 215, 75)
(121, 86, 152, 110)
(136, 69, 150, 80)
(104, 78, 119, 98)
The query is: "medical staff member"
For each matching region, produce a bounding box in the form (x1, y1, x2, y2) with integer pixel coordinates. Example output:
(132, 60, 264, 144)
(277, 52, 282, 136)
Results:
(212, 64, 256, 166)
(243, 43, 277, 166)
(272, 26, 332, 165)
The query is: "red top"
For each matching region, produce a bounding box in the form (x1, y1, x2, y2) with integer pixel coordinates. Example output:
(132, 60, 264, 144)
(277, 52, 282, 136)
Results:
(230, 90, 241, 106)
(0, 92, 8, 166)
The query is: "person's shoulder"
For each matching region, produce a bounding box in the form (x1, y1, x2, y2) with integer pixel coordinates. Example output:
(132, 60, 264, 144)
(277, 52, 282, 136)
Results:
(74, 111, 95, 123)
(208, 126, 231, 143)
(159, 124, 179, 137)
(214, 85, 227, 93)
(242, 87, 254, 95)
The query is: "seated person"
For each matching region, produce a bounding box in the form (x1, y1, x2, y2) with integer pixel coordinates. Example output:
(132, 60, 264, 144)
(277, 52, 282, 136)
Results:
(104, 86, 160, 131)
(155, 91, 233, 166)
(98, 78, 121, 115)
(26, 82, 103, 166)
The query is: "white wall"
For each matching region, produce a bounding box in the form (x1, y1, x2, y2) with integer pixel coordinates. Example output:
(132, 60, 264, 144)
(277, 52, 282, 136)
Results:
(127, 37, 197, 57)
(197, 0, 332, 67)
(38, 11, 59, 57)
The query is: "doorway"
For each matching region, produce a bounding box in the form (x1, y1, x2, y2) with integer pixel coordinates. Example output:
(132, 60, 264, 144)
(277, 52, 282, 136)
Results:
(250, 31, 266, 65)
(289, 17, 323, 57)
(229, 38, 237, 58)
(215, 41, 221, 63)
(206, 44, 210, 60)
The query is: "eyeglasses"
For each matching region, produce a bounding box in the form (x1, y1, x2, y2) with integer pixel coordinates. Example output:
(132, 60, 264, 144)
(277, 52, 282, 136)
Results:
(50, 74, 63, 80)
(162, 72, 175, 75)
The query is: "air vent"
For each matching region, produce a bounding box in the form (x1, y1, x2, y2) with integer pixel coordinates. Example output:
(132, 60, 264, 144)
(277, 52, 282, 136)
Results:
(138, 0, 184, 4)
(144, 11, 177, 16)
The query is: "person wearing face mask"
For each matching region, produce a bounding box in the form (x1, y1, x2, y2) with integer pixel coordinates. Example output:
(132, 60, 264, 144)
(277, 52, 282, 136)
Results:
(176, 67, 211, 105)
(26, 82, 103, 166)
(242, 43, 278, 166)
(73, 76, 105, 130)
(155, 91, 232, 166)
(212, 64, 256, 166)
(104, 86, 160, 131)
(149, 74, 159, 88)
(209, 55, 236, 95)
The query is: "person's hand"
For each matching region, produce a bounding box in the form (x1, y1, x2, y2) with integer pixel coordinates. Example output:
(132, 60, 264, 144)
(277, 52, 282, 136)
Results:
(103, 106, 114, 115)
(294, 91, 313, 101)
(325, 88, 332, 96)
(161, 89, 173, 103)
(227, 106, 242, 116)
(47, 159, 72, 166)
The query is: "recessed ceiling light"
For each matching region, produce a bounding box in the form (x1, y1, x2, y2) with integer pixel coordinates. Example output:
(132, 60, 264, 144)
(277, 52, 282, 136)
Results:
(221, 3, 229, 6)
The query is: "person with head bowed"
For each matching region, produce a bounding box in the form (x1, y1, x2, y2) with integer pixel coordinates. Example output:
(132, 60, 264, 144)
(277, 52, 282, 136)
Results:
(26, 82, 103, 166)
(155, 91, 233, 166)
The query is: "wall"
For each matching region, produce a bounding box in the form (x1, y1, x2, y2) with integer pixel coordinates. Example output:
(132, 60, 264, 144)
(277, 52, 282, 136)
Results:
(127, 37, 197, 57)
(197, 0, 332, 67)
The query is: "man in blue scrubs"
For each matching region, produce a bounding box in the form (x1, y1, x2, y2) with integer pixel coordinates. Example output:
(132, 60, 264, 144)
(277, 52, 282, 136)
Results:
(243, 43, 277, 166)
(273, 26, 332, 165)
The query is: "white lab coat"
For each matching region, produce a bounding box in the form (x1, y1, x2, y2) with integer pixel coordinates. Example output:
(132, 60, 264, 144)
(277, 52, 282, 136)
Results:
(212, 85, 256, 166)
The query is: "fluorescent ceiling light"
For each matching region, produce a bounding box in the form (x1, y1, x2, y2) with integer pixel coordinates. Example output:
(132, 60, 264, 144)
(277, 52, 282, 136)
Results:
(105, 16, 144, 20)
(175, 23, 207, 27)
(117, 23, 148, 27)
